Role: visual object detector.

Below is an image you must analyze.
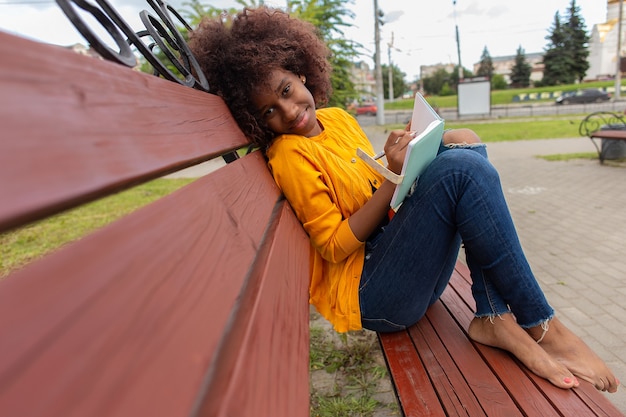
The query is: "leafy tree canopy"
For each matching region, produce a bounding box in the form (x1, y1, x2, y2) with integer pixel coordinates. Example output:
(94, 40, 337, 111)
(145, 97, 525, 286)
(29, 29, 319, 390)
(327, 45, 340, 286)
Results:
(542, 0, 589, 85)
(382, 63, 407, 100)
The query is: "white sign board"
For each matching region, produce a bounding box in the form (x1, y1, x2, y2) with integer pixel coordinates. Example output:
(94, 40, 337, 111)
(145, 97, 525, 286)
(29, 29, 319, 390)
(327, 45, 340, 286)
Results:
(458, 78, 490, 116)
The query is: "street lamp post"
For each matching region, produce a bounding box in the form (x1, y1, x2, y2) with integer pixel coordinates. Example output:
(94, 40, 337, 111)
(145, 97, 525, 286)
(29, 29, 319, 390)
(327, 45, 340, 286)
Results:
(388, 32, 394, 103)
(615, 0, 623, 100)
(374, 0, 385, 125)
(453, 0, 463, 81)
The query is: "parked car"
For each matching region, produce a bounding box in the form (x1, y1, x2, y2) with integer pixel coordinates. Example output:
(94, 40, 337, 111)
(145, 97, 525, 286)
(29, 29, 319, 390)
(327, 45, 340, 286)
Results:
(356, 102, 377, 116)
(555, 89, 611, 105)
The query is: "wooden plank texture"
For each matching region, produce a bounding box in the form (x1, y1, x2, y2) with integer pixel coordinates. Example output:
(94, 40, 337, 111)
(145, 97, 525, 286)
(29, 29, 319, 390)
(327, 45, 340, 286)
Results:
(378, 331, 446, 417)
(0, 31, 248, 232)
(422, 302, 523, 417)
(590, 130, 626, 140)
(448, 263, 624, 417)
(0, 153, 309, 417)
(195, 201, 311, 417)
(379, 261, 625, 417)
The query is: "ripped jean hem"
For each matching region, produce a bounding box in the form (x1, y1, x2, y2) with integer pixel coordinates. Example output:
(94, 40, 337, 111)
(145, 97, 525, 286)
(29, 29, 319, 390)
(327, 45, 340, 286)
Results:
(473, 311, 555, 330)
(444, 142, 487, 149)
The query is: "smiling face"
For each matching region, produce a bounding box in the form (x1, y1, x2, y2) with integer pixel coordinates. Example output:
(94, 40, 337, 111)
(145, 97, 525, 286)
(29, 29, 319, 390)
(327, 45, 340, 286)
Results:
(251, 68, 322, 138)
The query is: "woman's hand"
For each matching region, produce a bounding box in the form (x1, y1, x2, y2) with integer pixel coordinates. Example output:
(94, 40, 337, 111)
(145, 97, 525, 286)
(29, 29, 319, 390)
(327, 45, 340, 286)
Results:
(384, 129, 417, 174)
(347, 126, 418, 241)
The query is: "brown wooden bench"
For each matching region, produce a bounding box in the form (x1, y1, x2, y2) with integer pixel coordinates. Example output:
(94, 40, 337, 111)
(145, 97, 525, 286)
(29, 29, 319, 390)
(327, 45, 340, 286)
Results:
(579, 111, 626, 163)
(1, 6, 624, 416)
(378, 261, 624, 416)
(0, 30, 310, 417)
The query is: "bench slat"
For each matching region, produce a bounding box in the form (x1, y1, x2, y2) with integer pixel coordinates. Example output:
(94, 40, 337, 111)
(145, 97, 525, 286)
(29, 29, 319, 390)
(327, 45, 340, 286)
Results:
(380, 262, 625, 417)
(448, 265, 623, 416)
(196, 201, 310, 416)
(378, 331, 446, 416)
(0, 153, 309, 417)
(409, 316, 488, 417)
(443, 270, 562, 417)
(0, 31, 248, 233)
(590, 130, 626, 140)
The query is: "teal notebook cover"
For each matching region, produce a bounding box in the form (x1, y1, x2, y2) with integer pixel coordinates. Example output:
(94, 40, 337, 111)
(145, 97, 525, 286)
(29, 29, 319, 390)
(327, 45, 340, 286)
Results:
(390, 93, 444, 209)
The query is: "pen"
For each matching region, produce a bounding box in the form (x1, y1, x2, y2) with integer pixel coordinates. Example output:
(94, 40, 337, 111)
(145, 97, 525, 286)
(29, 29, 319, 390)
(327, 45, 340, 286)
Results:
(373, 151, 386, 160)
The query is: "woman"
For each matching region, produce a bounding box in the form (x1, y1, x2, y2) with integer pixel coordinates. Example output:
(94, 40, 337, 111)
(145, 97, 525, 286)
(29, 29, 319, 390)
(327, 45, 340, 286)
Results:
(188, 6, 619, 393)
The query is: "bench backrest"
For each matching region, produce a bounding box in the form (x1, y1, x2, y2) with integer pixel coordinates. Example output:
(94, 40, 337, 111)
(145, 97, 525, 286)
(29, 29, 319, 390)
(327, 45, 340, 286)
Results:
(578, 111, 626, 137)
(0, 31, 310, 417)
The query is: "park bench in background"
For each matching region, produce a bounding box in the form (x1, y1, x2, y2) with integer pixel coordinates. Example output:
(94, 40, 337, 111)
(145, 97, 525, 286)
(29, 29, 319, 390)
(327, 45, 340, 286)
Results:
(579, 111, 626, 163)
(1, 1, 623, 415)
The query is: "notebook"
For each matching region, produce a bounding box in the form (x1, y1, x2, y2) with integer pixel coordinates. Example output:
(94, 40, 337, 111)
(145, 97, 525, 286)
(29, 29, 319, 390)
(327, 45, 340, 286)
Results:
(358, 92, 444, 209)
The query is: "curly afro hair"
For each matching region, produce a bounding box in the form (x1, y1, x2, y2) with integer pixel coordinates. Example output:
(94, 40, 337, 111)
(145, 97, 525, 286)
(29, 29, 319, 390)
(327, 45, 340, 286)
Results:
(188, 7, 333, 149)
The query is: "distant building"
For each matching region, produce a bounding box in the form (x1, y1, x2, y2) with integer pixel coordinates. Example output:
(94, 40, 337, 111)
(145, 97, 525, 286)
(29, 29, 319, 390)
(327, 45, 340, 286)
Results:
(587, 0, 624, 80)
(65, 43, 103, 60)
(65, 43, 142, 70)
(473, 52, 544, 84)
(420, 63, 456, 79)
(418, 55, 544, 87)
(350, 61, 377, 101)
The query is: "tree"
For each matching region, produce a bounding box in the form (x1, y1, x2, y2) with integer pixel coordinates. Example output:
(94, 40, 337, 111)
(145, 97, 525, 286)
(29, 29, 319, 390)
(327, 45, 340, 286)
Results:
(491, 74, 507, 90)
(476, 46, 494, 78)
(287, 0, 360, 108)
(542, 11, 574, 85)
(542, 1, 589, 86)
(421, 66, 471, 96)
(449, 65, 474, 92)
(382, 63, 407, 99)
(564, 0, 590, 82)
(422, 68, 451, 96)
(509, 45, 532, 88)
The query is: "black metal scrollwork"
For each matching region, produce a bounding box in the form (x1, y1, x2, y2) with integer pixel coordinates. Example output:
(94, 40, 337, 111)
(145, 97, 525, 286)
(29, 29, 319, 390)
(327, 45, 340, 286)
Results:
(579, 111, 626, 137)
(55, 0, 209, 92)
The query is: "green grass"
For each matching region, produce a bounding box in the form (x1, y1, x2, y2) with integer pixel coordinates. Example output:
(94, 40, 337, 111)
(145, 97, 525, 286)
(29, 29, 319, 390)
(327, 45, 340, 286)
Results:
(312, 396, 379, 417)
(386, 114, 584, 142)
(309, 324, 394, 417)
(536, 152, 626, 166)
(384, 80, 623, 110)
(448, 117, 583, 142)
(537, 152, 597, 161)
(0, 178, 194, 277)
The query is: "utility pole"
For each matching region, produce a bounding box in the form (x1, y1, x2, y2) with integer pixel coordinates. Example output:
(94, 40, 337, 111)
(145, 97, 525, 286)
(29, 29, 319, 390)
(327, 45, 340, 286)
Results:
(374, 0, 385, 125)
(616, 0, 623, 100)
(388, 32, 395, 103)
(453, 0, 463, 81)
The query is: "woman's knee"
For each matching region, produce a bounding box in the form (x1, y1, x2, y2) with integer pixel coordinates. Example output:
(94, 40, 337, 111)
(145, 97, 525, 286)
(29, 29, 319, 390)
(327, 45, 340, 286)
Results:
(443, 128, 481, 145)
(436, 145, 497, 180)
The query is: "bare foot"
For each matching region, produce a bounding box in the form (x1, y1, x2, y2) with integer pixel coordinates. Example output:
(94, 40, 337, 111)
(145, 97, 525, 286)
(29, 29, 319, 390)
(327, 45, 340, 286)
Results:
(468, 313, 579, 390)
(527, 317, 620, 393)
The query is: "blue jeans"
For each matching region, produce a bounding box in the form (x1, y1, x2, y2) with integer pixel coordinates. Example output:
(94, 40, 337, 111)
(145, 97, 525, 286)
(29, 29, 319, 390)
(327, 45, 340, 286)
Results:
(359, 143, 554, 333)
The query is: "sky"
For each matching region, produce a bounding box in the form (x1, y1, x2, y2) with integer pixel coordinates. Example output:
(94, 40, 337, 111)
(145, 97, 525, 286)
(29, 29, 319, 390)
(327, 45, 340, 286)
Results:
(0, 0, 608, 81)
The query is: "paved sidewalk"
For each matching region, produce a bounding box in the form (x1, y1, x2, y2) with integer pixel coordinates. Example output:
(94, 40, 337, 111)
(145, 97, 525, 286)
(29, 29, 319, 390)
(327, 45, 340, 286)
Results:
(364, 128, 626, 413)
(486, 137, 626, 413)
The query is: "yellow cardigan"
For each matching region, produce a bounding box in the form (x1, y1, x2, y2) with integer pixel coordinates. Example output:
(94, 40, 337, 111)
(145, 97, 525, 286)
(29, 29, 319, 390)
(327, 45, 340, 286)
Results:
(267, 107, 385, 332)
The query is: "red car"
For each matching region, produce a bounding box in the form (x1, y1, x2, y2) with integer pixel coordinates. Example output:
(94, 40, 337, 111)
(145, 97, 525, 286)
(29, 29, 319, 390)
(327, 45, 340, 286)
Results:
(356, 102, 377, 116)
